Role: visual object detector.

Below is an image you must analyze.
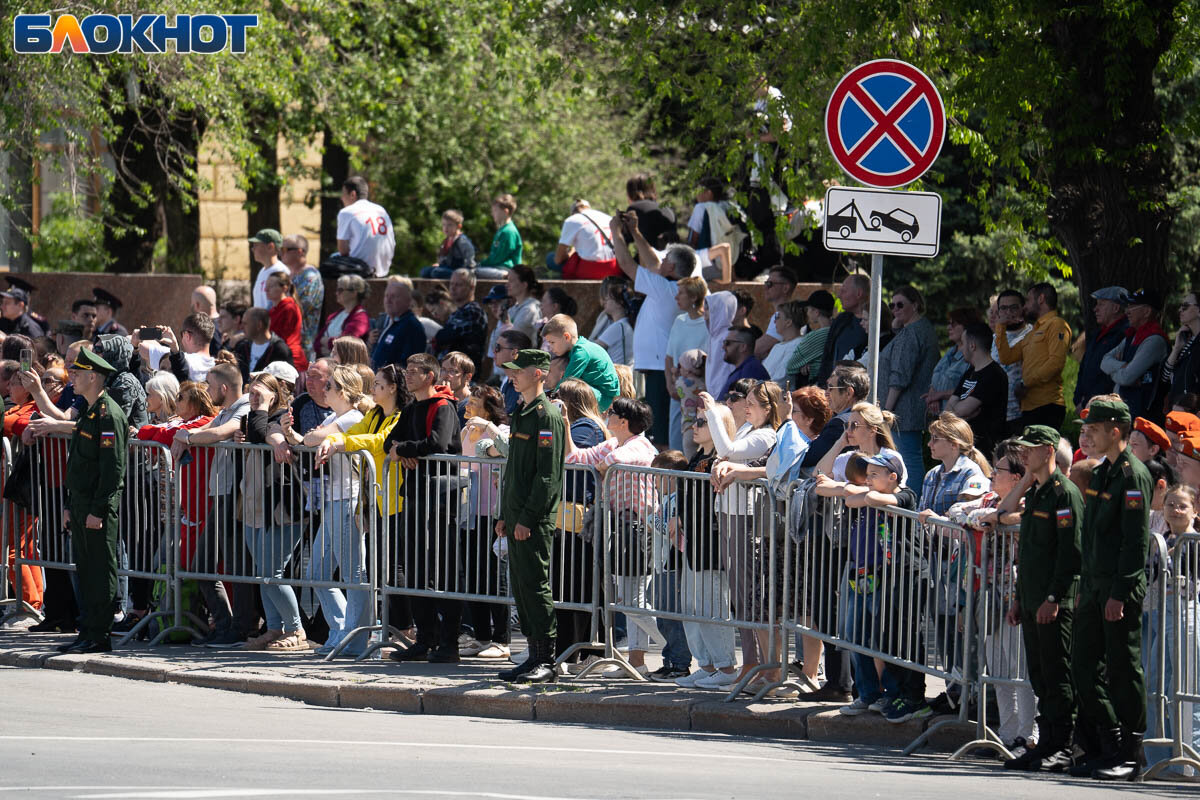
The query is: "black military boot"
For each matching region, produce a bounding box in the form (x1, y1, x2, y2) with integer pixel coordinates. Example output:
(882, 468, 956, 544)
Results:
(512, 638, 557, 684)
(1069, 727, 1121, 777)
(1040, 723, 1076, 772)
(498, 642, 540, 681)
(1094, 731, 1145, 781)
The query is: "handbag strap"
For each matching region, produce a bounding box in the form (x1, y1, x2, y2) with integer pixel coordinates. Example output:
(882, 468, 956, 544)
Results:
(579, 212, 614, 250)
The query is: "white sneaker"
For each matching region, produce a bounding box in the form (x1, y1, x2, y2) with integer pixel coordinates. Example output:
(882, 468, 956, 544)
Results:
(1, 616, 37, 630)
(675, 669, 716, 688)
(601, 663, 649, 679)
(694, 670, 738, 689)
(475, 642, 510, 659)
(458, 638, 486, 657)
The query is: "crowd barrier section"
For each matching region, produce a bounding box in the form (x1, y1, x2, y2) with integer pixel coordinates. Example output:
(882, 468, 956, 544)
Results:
(1145, 532, 1200, 780)
(175, 441, 380, 656)
(366, 454, 604, 669)
(586, 465, 782, 697)
(4, 436, 1200, 778)
(0, 437, 19, 618)
(779, 485, 978, 752)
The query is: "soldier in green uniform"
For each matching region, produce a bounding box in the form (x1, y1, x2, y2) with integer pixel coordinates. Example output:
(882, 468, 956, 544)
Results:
(1068, 399, 1152, 781)
(496, 349, 565, 683)
(55, 348, 129, 654)
(1000, 425, 1082, 771)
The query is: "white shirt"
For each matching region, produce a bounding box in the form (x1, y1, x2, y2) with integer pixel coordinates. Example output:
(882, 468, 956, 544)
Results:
(252, 262, 288, 309)
(249, 339, 269, 368)
(337, 199, 396, 277)
(320, 408, 365, 502)
(763, 337, 802, 383)
(633, 267, 682, 371)
(665, 314, 709, 365)
(144, 341, 216, 382)
(558, 210, 615, 261)
(420, 316, 442, 345)
(596, 317, 634, 366)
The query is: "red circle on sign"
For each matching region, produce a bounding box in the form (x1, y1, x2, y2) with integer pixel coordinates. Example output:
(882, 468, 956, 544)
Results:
(825, 59, 945, 189)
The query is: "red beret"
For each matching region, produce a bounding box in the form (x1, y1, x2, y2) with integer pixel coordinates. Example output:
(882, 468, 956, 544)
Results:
(1133, 417, 1171, 453)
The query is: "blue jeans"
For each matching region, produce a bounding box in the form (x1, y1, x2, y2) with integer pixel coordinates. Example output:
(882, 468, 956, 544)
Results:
(544, 251, 563, 275)
(1144, 600, 1200, 775)
(245, 522, 304, 633)
(306, 500, 371, 651)
(420, 265, 457, 279)
(841, 580, 899, 703)
(475, 266, 510, 280)
(652, 570, 692, 670)
(894, 430, 926, 493)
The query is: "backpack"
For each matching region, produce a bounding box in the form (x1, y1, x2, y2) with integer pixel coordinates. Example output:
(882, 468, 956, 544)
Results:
(319, 253, 374, 280)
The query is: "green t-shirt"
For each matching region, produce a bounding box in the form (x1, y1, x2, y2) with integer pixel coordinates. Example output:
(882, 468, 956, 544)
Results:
(480, 220, 523, 268)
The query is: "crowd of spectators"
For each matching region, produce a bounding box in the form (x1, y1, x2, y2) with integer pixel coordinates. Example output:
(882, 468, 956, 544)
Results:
(3, 169, 1199, 778)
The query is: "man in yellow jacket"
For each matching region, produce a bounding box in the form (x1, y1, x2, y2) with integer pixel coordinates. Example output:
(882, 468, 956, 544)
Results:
(995, 282, 1072, 430)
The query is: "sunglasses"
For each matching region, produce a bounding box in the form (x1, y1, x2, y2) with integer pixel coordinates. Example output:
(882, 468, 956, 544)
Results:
(848, 420, 869, 431)
(726, 392, 746, 403)
(824, 383, 846, 392)
(694, 419, 708, 428)
(890, 300, 908, 309)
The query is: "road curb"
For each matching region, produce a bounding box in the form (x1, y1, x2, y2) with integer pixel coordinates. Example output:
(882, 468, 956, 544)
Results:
(1, 644, 973, 750)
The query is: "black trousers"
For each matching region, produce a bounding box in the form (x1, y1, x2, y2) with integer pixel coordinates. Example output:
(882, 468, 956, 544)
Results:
(402, 502, 462, 649)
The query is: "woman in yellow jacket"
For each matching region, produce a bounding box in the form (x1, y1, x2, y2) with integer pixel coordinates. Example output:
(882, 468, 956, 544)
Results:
(316, 363, 412, 641)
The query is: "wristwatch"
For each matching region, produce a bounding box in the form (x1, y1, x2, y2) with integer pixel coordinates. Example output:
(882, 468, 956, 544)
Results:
(1046, 594, 1057, 604)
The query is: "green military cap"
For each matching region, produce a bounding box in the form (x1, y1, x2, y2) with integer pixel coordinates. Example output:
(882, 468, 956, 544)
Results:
(1081, 398, 1131, 425)
(71, 347, 116, 376)
(502, 349, 551, 371)
(248, 228, 283, 246)
(1013, 424, 1060, 448)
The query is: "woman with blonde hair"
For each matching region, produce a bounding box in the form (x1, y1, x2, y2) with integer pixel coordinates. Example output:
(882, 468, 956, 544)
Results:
(145, 371, 181, 423)
(614, 363, 637, 399)
(921, 411, 993, 515)
(814, 401, 908, 485)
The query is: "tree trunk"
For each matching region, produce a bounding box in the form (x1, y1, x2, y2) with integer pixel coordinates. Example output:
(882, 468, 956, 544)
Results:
(245, 112, 281, 287)
(1043, 2, 1178, 334)
(160, 113, 207, 274)
(321, 131, 349, 264)
(6, 133, 34, 272)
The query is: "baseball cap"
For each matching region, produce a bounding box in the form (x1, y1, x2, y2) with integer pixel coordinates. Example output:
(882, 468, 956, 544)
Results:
(1013, 424, 1060, 448)
(1080, 398, 1131, 425)
(250, 361, 299, 385)
(1177, 432, 1200, 463)
(483, 285, 507, 303)
(861, 451, 904, 477)
(801, 289, 836, 317)
(1091, 286, 1129, 304)
(0, 288, 29, 305)
(1127, 288, 1161, 309)
(501, 349, 551, 371)
(1165, 411, 1200, 435)
(248, 228, 283, 246)
(1133, 417, 1171, 452)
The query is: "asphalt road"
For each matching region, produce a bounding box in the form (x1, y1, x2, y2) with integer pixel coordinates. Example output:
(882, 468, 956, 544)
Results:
(0, 666, 1187, 799)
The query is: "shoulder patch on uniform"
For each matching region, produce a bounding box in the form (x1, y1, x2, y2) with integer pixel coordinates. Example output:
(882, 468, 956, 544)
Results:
(1125, 489, 1144, 509)
(101, 431, 115, 448)
(538, 429, 553, 447)
(1057, 508, 1073, 528)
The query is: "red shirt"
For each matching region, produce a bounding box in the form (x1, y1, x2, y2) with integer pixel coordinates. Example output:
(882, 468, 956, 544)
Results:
(269, 296, 309, 370)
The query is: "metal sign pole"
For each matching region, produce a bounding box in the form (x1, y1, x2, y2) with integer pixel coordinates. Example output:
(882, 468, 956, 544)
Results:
(868, 252, 882, 405)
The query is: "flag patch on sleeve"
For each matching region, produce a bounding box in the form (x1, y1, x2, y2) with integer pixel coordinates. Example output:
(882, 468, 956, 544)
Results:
(1125, 489, 1144, 509)
(1057, 508, 1073, 528)
(538, 429, 553, 447)
(101, 431, 116, 448)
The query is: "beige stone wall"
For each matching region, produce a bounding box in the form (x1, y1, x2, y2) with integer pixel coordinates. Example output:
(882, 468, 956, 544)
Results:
(197, 133, 323, 281)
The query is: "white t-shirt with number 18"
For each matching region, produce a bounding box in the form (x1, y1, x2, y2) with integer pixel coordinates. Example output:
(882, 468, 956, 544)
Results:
(337, 199, 396, 277)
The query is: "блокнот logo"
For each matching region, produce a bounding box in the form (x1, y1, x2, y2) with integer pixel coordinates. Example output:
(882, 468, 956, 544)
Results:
(13, 13, 258, 54)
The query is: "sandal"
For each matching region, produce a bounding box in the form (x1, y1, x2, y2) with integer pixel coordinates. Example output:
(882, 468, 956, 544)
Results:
(266, 632, 308, 651)
(244, 629, 284, 651)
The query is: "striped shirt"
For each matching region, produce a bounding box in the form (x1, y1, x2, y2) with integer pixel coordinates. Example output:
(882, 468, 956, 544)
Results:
(567, 433, 658, 516)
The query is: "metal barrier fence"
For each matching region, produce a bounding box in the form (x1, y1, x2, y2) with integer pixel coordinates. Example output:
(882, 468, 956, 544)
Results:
(175, 441, 380, 657)
(367, 454, 604, 668)
(1146, 532, 1200, 780)
(0, 437, 17, 617)
(779, 487, 978, 750)
(3, 436, 1198, 775)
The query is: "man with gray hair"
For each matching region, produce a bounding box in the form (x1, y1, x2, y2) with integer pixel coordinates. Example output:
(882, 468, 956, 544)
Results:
(612, 209, 698, 445)
(282, 233, 324, 362)
(371, 276, 426, 369)
(431, 268, 487, 367)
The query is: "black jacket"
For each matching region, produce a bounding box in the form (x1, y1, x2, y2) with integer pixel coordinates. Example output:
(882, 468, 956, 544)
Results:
(233, 335, 294, 384)
(383, 387, 462, 505)
(677, 449, 722, 572)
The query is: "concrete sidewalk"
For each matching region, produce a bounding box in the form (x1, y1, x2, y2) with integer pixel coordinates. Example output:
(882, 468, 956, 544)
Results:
(0, 629, 976, 751)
